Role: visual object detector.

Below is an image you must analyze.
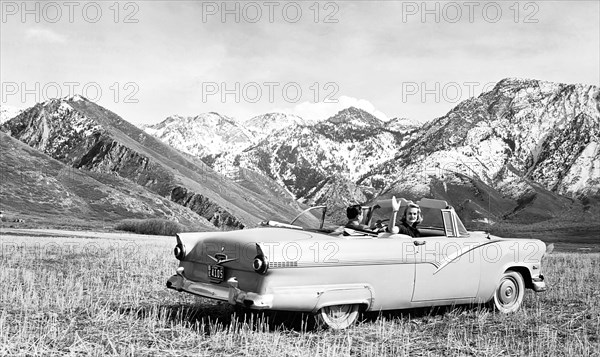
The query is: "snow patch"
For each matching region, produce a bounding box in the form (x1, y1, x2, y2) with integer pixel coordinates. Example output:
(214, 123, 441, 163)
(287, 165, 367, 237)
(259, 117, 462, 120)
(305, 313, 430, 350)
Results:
(559, 141, 600, 194)
(0, 105, 23, 124)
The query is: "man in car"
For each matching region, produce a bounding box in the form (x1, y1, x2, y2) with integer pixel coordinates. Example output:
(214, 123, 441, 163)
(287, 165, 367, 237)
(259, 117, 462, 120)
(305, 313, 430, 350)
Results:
(345, 204, 373, 231)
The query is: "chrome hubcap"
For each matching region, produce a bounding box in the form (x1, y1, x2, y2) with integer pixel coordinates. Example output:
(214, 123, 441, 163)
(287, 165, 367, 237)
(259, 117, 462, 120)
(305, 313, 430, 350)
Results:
(498, 279, 517, 305)
(320, 304, 359, 329)
(328, 305, 351, 321)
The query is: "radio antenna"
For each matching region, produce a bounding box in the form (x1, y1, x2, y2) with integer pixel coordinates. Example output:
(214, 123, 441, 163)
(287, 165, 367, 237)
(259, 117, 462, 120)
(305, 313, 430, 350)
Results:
(487, 191, 491, 239)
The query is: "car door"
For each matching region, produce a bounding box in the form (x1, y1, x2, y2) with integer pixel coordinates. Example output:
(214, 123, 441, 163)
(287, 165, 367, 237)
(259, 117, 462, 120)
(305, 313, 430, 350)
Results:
(411, 236, 481, 302)
(366, 237, 417, 310)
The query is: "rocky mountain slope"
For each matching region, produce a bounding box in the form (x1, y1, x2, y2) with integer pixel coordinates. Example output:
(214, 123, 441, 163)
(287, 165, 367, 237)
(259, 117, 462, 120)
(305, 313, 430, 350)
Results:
(142, 112, 312, 165)
(235, 108, 418, 213)
(0, 131, 213, 229)
(5, 78, 595, 229)
(143, 78, 598, 225)
(142, 112, 253, 159)
(1, 96, 317, 229)
(364, 78, 599, 223)
(145, 107, 419, 222)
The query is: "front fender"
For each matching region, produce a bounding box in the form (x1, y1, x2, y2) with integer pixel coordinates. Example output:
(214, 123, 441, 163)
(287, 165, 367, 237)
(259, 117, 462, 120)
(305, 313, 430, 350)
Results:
(478, 238, 547, 301)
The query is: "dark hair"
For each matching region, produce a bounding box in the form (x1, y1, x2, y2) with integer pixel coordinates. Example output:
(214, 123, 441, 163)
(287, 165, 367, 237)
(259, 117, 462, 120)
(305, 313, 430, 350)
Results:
(346, 204, 363, 220)
(400, 203, 423, 227)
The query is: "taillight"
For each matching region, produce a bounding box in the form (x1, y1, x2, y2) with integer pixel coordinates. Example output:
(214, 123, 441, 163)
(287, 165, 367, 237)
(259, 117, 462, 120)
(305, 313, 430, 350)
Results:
(253, 254, 269, 274)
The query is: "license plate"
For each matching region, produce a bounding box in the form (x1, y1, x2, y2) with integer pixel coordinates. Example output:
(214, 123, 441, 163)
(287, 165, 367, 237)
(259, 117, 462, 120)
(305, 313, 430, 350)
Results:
(207, 265, 224, 282)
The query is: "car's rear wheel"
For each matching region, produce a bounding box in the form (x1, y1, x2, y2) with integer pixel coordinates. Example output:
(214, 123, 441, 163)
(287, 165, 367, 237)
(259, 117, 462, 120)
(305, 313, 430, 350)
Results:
(315, 304, 360, 329)
(492, 270, 525, 313)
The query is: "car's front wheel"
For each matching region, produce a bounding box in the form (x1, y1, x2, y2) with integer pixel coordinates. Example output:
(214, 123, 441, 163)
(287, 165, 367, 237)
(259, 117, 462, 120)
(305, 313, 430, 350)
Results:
(315, 304, 360, 329)
(492, 270, 525, 313)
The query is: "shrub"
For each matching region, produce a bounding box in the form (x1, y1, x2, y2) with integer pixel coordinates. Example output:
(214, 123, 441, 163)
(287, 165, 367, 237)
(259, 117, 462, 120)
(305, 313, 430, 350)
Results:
(115, 218, 186, 236)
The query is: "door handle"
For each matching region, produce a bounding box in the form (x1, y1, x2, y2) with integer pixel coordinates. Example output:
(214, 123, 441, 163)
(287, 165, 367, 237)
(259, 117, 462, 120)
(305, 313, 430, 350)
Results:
(413, 240, 426, 246)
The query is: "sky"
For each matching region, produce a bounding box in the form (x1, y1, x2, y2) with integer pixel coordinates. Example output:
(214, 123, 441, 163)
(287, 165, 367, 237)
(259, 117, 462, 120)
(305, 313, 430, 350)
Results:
(1, 0, 598, 125)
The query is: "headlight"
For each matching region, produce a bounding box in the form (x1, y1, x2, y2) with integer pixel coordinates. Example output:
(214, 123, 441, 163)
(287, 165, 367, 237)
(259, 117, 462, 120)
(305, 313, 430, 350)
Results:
(174, 244, 185, 260)
(253, 255, 269, 274)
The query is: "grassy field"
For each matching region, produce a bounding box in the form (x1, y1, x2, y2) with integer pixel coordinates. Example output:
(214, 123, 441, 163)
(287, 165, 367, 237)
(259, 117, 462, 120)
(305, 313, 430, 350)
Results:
(0, 230, 598, 356)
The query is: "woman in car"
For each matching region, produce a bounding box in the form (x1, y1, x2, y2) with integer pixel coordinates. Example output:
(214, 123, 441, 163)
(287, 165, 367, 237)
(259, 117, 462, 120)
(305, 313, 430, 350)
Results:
(389, 197, 422, 237)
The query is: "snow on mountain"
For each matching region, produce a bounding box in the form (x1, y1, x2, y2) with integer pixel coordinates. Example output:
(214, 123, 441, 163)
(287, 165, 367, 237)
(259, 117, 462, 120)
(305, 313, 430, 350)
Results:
(0, 105, 23, 124)
(326, 106, 384, 127)
(242, 112, 314, 134)
(140, 78, 598, 224)
(368, 78, 599, 203)
(143, 113, 253, 158)
(384, 117, 420, 132)
(143, 106, 422, 214)
(218, 107, 416, 210)
(143, 112, 312, 161)
(1, 98, 103, 161)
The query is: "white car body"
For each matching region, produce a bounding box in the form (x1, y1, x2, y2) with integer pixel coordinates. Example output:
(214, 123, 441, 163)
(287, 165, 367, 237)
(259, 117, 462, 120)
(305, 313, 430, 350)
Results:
(167, 198, 547, 328)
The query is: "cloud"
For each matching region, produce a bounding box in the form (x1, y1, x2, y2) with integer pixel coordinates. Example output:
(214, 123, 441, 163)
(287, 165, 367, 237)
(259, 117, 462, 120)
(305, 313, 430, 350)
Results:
(272, 96, 390, 122)
(25, 28, 67, 44)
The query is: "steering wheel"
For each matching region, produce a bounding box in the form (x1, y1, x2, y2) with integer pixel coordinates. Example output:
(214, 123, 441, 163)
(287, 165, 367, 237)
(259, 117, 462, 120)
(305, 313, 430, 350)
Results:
(373, 219, 389, 233)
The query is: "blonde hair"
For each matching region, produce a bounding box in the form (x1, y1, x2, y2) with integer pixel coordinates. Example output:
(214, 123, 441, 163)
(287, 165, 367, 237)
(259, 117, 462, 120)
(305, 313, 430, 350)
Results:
(401, 203, 423, 227)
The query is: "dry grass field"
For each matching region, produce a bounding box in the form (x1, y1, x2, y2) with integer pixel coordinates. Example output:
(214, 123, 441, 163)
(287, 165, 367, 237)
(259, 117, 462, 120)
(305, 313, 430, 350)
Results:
(0, 229, 598, 356)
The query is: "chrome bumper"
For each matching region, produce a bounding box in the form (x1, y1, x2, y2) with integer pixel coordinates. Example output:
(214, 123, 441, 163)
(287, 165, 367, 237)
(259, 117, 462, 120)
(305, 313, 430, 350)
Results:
(166, 271, 273, 309)
(166, 273, 229, 301)
(227, 277, 273, 309)
(532, 274, 546, 292)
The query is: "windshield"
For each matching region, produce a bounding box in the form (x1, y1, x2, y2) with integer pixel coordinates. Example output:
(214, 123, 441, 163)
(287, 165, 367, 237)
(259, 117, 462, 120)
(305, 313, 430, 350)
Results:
(369, 204, 469, 236)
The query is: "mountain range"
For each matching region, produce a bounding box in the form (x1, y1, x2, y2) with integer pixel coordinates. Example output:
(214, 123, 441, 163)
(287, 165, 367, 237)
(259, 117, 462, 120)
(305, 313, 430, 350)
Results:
(143, 108, 420, 219)
(1, 78, 598, 231)
(142, 79, 600, 224)
(0, 96, 317, 229)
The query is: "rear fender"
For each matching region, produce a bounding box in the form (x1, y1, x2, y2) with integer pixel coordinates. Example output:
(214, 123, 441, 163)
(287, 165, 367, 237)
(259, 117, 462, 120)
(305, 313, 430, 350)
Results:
(175, 232, 210, 260)
(313, 284, 374, 313)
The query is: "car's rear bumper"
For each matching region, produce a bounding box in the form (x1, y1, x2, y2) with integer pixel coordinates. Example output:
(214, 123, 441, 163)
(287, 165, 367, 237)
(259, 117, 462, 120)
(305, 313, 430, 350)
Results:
(227, 277, 273, 309)
(166, 273, 273, 309)
(166, 273, 230, 301)
(532, 274, 546, 292)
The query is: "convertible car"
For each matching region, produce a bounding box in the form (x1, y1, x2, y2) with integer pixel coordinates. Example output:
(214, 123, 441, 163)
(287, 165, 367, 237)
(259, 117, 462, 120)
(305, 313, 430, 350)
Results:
(166, 197, 547, 329)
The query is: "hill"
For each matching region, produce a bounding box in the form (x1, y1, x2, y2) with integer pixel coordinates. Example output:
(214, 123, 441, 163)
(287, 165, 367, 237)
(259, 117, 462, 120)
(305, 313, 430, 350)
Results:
(0, 132, 213, 230)
(1, 96, 317, 229)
